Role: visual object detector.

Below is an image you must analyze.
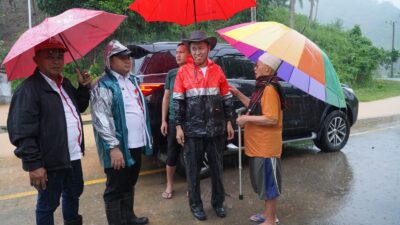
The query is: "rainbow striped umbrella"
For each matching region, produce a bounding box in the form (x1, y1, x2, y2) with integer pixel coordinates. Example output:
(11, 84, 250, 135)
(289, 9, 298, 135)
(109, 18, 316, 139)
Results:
(217, 21, 346, 108)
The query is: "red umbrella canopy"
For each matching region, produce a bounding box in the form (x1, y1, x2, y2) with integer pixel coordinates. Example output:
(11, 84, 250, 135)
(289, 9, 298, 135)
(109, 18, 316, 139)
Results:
(128, 0, 256, 26)
(2, 8, 126, 81)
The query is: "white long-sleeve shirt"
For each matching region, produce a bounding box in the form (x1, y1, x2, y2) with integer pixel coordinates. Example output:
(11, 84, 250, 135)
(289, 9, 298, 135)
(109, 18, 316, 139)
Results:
(111, 71, 146, 148)
(41, 73, 82, 160)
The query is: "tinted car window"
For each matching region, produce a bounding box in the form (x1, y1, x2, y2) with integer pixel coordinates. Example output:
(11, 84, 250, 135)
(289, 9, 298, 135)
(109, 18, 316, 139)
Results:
(139, 51, 177, 75)
(215, 54, 255, 80)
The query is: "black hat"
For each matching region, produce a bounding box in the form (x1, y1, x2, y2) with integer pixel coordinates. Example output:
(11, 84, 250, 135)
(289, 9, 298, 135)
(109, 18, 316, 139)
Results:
(112, 49, 132, 57)
(127, 44, 151, 59)
(182, 30, 217, 50)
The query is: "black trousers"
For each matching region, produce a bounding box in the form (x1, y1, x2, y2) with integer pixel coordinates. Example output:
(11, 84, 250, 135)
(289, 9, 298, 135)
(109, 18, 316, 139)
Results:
(166, 121, 181, 167)
(184, 136, 225, 209)
(103, 148, 142, 203)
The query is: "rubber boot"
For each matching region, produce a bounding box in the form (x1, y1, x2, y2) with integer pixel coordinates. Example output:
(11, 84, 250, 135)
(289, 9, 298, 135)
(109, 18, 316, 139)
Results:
(105, 200, 123, 225)
(121, 192, 149, 225)
(64, 215, 83, 225)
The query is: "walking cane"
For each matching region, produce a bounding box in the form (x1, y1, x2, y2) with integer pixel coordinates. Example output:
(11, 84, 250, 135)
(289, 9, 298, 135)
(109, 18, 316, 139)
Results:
(235, 107, 247, 200)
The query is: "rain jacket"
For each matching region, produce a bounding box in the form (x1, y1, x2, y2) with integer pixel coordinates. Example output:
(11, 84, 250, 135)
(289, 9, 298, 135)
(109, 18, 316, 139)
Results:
(90, 68, 153, 169)
(7, 68, 90, 172)
(173, 57, 234, 137)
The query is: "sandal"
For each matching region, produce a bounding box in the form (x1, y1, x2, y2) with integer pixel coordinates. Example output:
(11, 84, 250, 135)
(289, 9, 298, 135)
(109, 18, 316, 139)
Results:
(250, 214, 265, 223)
(162, 191, 173, 199)
(250, 214, 280, 224)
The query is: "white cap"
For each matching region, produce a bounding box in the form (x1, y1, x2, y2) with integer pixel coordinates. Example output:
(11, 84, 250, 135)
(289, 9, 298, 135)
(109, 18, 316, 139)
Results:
(258, 52, 282, 71)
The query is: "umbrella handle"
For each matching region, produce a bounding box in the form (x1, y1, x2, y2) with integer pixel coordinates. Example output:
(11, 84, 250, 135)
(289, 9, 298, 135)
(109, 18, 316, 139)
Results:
(58, 34, 81, 73)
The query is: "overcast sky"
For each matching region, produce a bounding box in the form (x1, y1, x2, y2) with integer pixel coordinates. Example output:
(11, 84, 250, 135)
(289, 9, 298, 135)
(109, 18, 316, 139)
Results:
(377, 0, 400, 8)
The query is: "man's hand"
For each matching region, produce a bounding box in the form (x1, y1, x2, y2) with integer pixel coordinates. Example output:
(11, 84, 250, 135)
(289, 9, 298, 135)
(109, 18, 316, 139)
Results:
(110, 147, 125, 170)
(75, 68, 92, 87)
(227, 121, 234, 140)
(160, 121, 168, 136)
(236, 115, 248, 128)
(176, 125, 185, 146)
(29, 167, 47, 191)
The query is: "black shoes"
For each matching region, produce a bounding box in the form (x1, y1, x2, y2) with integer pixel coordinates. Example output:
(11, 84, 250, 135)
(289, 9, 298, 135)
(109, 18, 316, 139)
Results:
(214, 207, 226, 218)
(129, 216, 149, 225)
(191, 207, 207, 221)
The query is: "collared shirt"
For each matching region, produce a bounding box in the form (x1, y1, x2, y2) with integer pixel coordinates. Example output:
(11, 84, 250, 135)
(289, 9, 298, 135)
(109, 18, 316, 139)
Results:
(200, 66, 207, 77)
(111, 70, 146, 148)
(40, 72, 82, 160)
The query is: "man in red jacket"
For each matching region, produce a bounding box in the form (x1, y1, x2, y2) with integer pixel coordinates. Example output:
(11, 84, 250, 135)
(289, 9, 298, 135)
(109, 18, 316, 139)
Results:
(173, 30, 234, 221)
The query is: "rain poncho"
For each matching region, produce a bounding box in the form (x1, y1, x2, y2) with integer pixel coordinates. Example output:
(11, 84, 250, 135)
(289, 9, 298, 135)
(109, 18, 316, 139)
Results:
(91, 40, 152, 169)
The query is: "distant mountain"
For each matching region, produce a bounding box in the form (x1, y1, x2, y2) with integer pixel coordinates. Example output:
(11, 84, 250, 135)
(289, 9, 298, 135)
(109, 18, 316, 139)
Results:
(296, 0, 400, 50)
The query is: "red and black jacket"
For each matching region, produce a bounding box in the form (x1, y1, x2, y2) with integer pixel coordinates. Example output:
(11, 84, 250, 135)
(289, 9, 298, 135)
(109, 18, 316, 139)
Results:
(173, 57, 234, 137)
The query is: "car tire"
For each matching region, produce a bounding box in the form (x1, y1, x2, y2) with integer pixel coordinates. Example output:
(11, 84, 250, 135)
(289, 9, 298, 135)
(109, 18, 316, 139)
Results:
(176, 150, 211, 179)
(314, 110, 350, 152)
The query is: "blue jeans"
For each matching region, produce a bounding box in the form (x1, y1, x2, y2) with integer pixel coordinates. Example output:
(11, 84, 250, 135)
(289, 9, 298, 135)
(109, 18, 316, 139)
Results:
(36, 160, 84, 225)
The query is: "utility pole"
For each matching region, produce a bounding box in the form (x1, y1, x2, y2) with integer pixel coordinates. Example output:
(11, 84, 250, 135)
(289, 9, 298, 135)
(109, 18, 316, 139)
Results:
(251, 0, 256, 22)
(28, 0, 32, 28)
(388, 21, 396, 78)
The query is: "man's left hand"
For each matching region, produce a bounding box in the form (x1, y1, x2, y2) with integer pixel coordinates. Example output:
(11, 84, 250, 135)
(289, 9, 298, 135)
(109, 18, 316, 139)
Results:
(75, 68, 92, 87)
(227, 121, 234, 140)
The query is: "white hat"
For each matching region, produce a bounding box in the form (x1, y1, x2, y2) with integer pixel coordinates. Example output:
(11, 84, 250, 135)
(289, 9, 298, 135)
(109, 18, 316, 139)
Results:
(258, 52, 282, 71)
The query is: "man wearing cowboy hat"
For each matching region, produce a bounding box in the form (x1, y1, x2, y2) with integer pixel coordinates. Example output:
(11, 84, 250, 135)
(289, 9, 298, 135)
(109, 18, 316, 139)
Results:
(173, 30, 234, 220)
(7, 38, 92, 225)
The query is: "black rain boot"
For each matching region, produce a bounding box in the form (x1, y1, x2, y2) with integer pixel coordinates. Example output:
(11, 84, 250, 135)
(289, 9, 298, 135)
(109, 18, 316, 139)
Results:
(105, 200, 123, 225)
(64, 215, 83, 225)
(121, 192, 149, 225)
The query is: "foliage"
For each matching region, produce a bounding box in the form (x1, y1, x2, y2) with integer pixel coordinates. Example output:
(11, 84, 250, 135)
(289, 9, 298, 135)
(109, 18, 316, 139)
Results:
(0, 40, 7, 64)
(353, 80, 400, 102)
(33, 0, 393, 89)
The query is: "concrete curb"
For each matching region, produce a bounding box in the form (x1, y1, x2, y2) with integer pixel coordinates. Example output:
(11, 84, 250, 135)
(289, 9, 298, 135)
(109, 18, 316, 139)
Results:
(352, 114, 400, 132)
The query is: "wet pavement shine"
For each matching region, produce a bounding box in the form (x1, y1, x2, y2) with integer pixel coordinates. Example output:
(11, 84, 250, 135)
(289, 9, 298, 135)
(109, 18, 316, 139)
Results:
(0, 123, 399, 225)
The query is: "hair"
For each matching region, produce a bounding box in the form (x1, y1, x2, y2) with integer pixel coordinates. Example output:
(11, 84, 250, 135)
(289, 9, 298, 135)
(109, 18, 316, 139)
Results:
(177, 42, 186, 47)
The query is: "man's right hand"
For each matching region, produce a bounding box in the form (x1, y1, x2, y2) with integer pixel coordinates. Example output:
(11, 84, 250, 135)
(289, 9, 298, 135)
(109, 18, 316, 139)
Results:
(110, 147, 125, 170)
(160, 121, 168, 136)
(29, 167, 47, 191)
(176, 125, 185, 146)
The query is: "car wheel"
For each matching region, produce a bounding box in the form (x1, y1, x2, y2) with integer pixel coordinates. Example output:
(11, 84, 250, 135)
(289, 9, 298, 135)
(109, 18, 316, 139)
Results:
(314, 110, 350, 152)
(176, 150, 211, 179)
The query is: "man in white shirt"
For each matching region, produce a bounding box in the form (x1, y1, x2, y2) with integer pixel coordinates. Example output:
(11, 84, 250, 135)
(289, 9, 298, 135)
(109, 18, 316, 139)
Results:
(91, 40, 153, 225)
(7, 38, 92, 225)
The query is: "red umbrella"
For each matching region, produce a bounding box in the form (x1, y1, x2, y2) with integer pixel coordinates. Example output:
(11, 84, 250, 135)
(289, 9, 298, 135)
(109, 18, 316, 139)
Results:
(128, 0, 256, 26)
(2, 8, 126, 81)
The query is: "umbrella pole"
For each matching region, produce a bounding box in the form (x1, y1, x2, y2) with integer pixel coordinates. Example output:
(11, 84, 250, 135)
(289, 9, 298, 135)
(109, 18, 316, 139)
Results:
(58, 34, 81, 73)
(193, 0, 198, 29)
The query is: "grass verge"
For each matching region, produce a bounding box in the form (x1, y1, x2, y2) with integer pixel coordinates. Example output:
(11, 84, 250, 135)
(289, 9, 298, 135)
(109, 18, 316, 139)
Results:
(353, 79, 400, 102)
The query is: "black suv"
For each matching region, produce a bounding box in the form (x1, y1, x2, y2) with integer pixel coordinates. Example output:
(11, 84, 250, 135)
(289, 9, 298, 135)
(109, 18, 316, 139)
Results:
(132, 42, 359, 176)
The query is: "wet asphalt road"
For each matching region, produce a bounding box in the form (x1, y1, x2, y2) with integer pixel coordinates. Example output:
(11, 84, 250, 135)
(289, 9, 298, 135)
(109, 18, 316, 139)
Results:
(0, 123, 399, 225)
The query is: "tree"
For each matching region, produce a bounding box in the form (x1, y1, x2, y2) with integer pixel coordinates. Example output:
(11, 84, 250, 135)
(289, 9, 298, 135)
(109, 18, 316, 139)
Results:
(289, 0, 296, 27)
(308, 0, 315, 25)
(313, 0, 319, 22)
(289, 0, 303, 28)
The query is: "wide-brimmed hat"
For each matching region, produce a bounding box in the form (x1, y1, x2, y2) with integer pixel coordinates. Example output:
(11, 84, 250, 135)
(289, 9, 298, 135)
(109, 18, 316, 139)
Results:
(182, 30, 217, 50)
